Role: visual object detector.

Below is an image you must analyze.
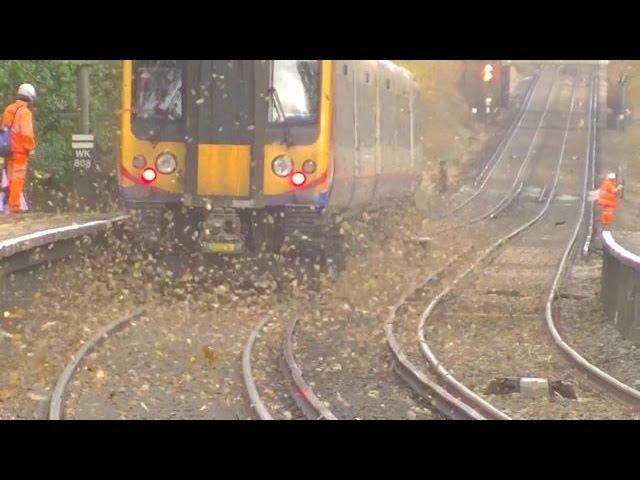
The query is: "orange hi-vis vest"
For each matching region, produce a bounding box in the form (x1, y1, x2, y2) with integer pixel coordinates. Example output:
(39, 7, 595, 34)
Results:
(597, 178, 618, 210)
(2, 99, 35, 155)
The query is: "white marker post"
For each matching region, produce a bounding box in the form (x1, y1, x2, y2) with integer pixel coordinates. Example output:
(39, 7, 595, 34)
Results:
(72, 134, 95, 170)
(72, 133, 97, 210)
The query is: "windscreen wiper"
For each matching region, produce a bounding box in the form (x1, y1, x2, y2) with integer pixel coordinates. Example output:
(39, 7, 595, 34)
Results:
(151, 77, 184, 144)
(143, 76, 183, 147)
(268, 86, 293, 147)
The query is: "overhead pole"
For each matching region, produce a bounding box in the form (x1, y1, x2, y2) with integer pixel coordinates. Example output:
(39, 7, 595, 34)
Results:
(619, 72, 629, 131)
(54, 60, 109, 133)
(78, 64, 91, 134)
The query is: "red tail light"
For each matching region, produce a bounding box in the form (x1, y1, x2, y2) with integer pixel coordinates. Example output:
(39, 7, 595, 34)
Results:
(291, 171, 306, 187)
(141, 167, 157, 184)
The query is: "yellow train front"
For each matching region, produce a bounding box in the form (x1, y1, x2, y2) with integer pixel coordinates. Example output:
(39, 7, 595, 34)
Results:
(119, 60, 426, 256)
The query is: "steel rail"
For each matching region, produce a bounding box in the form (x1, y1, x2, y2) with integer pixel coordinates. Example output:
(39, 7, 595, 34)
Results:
(435, 68, 559, 234)
(545, 74, 640, 406)
(49, 307, 145, 420)
(446, 68, 545, 217)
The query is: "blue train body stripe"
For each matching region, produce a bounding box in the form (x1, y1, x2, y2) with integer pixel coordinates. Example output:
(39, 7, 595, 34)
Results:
(120, 186, 182, 203)
(121, 187, 330, 208)
(264, 191, 329, 207)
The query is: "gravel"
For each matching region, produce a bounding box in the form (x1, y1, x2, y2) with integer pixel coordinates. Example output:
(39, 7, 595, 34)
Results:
(246, 205, 448, 420)
(63, 290, 274, 420)
(558, 254, 640, 393)
(397, 70, 639, 419)
(0, 245, 165, 419)
(424, 233, 639, 419)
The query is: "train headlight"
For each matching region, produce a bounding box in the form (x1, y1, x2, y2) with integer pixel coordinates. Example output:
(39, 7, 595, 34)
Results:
(133, 155, 147, 169)
(302, 159, 317, 174)
(155, 152, 177, 174)
(272, 155, 294, 177)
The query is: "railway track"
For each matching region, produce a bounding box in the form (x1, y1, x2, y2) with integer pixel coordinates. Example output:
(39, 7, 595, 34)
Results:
(436, 68, 557, 234)
(49, 308, 146, 420)
(242, 65, 631, 421)
(380, 68, 582, 419)
(281, 316, 338, 420)
(446, 68, 542, 217)
(387, 67, 640, 419)
(49, 66, 635, 422)
(432, 67, 558, 236)
(33, 65, 640, 421)
(243, 297, 349, 419)
(241, 67, 570, 420)
(8, 66, 558, 422)
(544, 75, 640, 409)
(47, 273, 288, 420)
(242, 212, 454, 420)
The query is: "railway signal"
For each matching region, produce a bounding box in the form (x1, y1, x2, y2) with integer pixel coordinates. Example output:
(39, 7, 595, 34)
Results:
(481, 63, 498, 123)
(483, 63, 494, 82)
(464, 61, 509, 123)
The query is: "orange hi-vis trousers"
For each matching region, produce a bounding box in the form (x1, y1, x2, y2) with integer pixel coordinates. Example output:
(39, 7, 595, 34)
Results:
(5, 153, 28, 213)
(601, 207, 614, 227)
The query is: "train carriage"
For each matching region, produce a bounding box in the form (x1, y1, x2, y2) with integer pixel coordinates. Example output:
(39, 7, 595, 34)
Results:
(118, 60, 426, 256)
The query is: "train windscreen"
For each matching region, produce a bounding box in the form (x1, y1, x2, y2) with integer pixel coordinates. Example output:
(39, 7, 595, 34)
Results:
(269, 60, 320, 124)
(133, 60, 184, 122)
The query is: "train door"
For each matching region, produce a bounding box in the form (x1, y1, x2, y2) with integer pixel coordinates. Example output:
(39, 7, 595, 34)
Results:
(328, 60, 357, 208)
(396, 81, 412, 194)
(184, 60, 267, 205)
(351, 61, 377, 206)
(376, 65, 397, 200)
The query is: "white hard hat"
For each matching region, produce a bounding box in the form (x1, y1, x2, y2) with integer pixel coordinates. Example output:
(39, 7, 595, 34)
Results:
(18, 83, 36, 102)
(608, 172, 617, 180)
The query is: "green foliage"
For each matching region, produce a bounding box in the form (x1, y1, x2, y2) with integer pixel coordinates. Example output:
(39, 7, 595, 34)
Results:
(90, 62, 122, 154)
(0, 60, 121, 184)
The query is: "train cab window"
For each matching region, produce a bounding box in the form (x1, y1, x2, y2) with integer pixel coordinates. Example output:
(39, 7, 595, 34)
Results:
(269, 60, 321, 124)
(133, 60, 185, 122)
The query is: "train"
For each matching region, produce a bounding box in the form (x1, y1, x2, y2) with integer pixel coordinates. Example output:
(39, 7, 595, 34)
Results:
(118, 60, 427, 259)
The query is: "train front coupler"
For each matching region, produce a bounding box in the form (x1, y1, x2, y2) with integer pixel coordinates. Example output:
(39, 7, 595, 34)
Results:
(199, 209, 245, 254)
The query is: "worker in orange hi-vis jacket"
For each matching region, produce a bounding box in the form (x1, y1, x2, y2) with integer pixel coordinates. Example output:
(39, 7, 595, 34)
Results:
(2, 83, 36, 214)
(597, 172, 621, 229)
